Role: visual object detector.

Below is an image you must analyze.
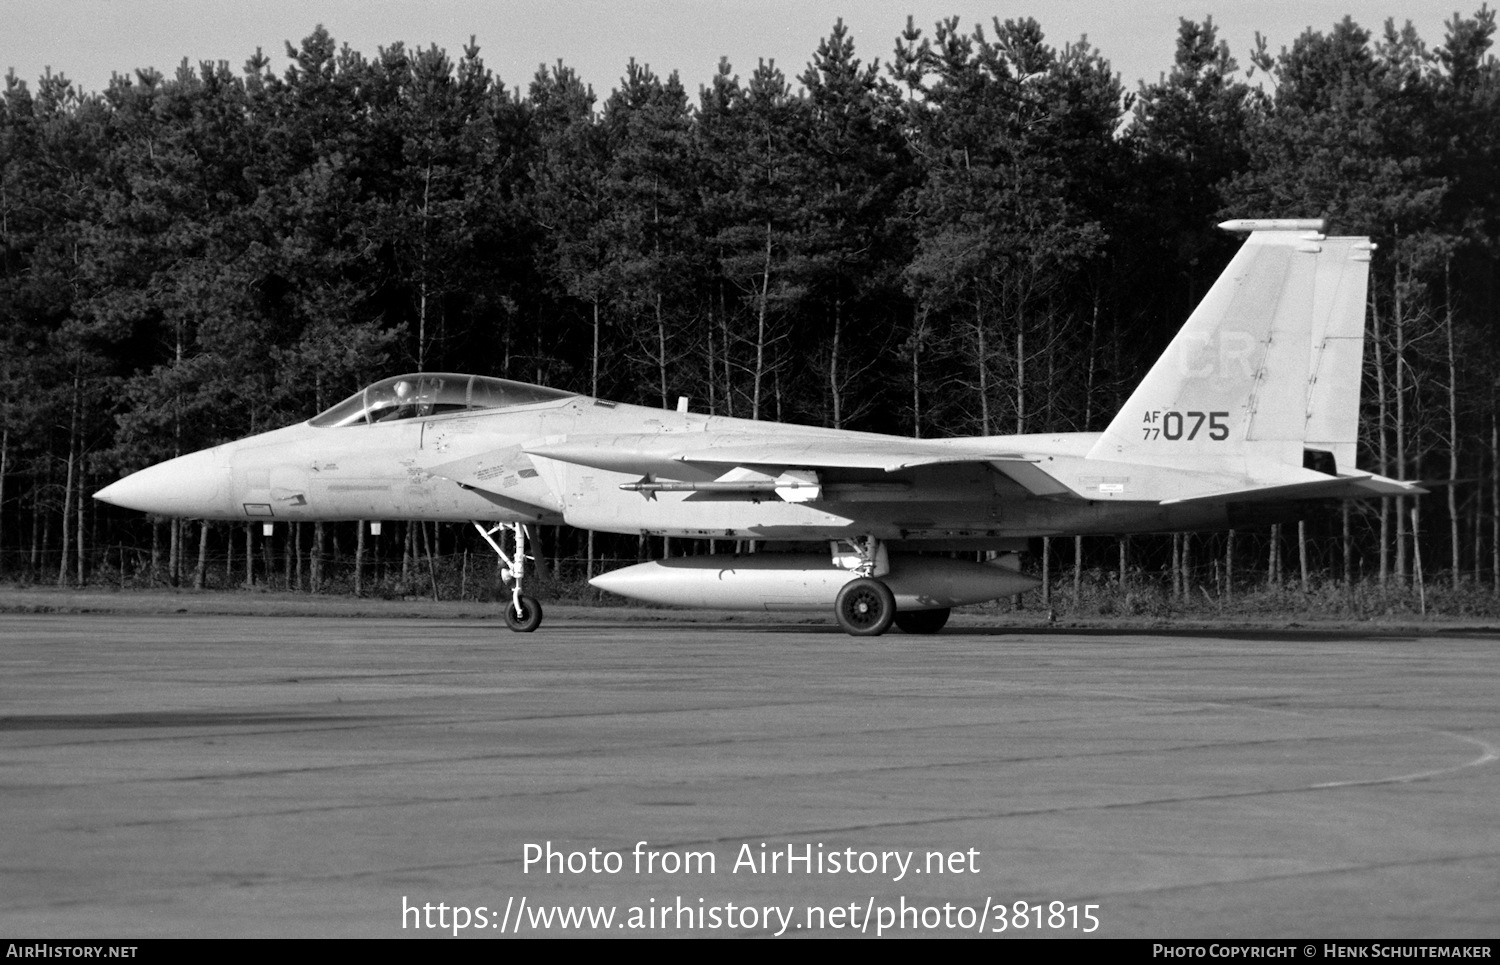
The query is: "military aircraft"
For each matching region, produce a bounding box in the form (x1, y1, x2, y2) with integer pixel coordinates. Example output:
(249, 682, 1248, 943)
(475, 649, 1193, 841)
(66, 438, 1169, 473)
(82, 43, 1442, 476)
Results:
(95, 219, 1421, 635)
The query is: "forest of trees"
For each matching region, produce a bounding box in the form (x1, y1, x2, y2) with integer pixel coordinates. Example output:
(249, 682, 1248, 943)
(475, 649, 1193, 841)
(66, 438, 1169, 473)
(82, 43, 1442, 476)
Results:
(2, 12, 1498, 614)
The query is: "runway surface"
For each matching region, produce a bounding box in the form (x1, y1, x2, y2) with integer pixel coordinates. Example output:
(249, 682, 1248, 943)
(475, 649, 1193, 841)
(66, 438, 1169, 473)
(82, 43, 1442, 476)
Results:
(2, 608, 1498, 938)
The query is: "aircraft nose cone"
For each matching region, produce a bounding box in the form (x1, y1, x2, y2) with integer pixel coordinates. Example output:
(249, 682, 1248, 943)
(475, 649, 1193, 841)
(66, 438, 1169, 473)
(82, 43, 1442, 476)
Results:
(95, 449, 231, 517)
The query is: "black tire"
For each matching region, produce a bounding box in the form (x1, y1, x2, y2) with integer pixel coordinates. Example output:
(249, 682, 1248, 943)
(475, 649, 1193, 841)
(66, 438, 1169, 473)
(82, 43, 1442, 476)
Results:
(504, 594, 543, 633)
(834, 577, 895, 637)
(893, 607, 951, 635)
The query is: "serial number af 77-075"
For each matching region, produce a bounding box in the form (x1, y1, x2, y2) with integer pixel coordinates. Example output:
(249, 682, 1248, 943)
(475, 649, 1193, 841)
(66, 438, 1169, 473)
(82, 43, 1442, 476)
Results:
(1141, 410, 1230, 442)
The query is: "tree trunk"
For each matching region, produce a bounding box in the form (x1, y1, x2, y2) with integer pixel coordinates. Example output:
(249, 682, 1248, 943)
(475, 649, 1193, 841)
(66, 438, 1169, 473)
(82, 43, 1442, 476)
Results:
(975, 299, 990, 435)
(591, 298, 601, 397)
(76, 455, 86, 585)
(721, 289, 736, 417)
(30, 479, 43, 574)
(312, 522, 325, 592)
(1085, 293, 1100, 429)
(1373, 285, 1390, 584)
(829, 298, 843, 429)
(1015, 307, 1025, 434)
(168, 518, 180, 587)
(0, 428, 7, 571)
(1225, 530, 1235, 603)
(1412, 504, 1426, 616)
(418, 163, 433, 371)
(424, 522, 440, 603)
(1073, 535, 1083, 602)
(1394, 260, 1408, 583)
(1041, 536, 1050, 608)
(1298, 520, 1309, 593)
(1445, 262, 1460, 587)
(39, 501, 50, 578)
(56, 376, 78, 587)
(911, 309, 924, 438)
(1342, 502, 1353, 591)
(194, 521, 208, 590)
(1182, 532, 1193, 599)
(1473, 479, 1483, 592)
(656, 291, 669, 410)
(752, 221, 772, 422)
(707, 307, 718, 415)
(1171, 533, 1182, 601)
(355, 521, 365, 596)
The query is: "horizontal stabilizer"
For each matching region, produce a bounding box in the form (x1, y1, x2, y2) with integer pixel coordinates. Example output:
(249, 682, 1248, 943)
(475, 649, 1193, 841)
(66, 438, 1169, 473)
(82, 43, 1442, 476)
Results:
(1160, 471, 1425, 506)
(1218, 218, 1328, 233)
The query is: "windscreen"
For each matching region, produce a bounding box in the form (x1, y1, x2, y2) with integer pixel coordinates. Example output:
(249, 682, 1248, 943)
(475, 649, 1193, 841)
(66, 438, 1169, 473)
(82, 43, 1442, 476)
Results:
(310, 374, 576, 428)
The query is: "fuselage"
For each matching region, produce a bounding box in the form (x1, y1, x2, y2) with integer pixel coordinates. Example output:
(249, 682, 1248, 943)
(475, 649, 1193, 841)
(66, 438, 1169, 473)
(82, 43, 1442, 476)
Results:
(95, 380, 1277, 545)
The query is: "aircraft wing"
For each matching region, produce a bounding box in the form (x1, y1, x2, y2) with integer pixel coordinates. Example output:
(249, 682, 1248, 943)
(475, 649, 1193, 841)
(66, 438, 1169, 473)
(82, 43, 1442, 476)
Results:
(524, 433, 1018, 471)
(674, 443, 1029, 472)
(523, 434, 1080, 498)
(678, 444, 1081, 499)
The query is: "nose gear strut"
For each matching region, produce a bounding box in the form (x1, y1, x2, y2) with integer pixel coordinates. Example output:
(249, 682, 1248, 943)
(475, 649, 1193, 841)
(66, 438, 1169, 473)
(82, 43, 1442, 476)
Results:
(473, 521, 543, 632)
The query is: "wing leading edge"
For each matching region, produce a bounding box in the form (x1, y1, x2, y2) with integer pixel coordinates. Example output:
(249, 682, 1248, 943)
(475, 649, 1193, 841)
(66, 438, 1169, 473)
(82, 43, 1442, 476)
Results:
(522, 434, 1080, 499)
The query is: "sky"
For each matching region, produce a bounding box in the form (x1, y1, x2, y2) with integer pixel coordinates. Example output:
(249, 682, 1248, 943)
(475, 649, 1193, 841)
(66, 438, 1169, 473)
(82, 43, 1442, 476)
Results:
(6, 1, 1461, 100)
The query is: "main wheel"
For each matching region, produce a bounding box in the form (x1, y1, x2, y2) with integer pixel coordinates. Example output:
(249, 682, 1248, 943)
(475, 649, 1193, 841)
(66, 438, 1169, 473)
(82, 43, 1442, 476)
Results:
(894, 607, 950, 635)
(504, 594, 543, 632)
(834, 577, 895, 637)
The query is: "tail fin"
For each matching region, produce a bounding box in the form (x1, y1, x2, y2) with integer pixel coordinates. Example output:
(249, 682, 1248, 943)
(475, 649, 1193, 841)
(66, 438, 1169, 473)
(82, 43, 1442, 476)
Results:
(1087, 219, 1374, 473)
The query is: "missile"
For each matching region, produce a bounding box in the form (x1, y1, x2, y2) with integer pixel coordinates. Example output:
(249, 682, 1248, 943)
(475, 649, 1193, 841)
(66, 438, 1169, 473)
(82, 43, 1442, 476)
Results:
(589, 553, 1039, 611)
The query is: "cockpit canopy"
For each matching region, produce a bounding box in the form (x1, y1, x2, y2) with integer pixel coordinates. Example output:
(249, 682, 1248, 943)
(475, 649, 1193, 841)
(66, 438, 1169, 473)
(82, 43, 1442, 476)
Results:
(310, 374, 576, 428)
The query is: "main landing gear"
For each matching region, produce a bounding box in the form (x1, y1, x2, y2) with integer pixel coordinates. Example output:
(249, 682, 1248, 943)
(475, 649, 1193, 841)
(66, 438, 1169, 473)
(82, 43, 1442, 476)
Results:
(473, 521, 543, 633)
(829, 537, 949, 637)
(835, 577, 895, 636)
(833, 580, 951, 636)
(893, 607, 950, 634)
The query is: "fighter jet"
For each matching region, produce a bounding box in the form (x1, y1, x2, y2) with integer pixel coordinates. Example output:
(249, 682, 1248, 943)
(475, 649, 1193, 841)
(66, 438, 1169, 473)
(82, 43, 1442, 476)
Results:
(95, 219, 1420, 635)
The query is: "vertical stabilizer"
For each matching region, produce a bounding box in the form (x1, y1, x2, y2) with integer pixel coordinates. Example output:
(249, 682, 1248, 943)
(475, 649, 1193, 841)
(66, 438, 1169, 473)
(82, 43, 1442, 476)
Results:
(1087, 220, 1371, 475)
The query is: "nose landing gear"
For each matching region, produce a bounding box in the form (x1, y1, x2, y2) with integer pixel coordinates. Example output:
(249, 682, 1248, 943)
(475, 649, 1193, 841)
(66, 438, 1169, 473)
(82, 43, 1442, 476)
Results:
(473, 521, 543, 633)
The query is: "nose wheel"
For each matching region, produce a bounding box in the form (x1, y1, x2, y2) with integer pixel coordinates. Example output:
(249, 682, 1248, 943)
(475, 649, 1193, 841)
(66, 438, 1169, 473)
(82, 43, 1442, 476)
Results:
(504, 594, 543, 633)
